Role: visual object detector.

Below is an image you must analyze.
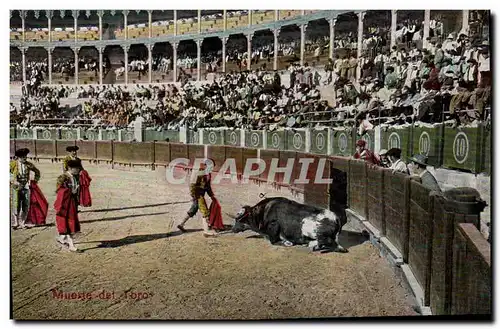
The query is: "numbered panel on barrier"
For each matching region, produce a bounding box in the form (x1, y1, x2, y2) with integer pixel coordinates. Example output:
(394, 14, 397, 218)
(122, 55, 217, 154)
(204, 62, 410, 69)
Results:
(310, 129, 328, 155)
(245, 130, 264, 149)
(331, 129, 354, 157)
(101, 130, 119, 141)
(38, 128, 60, 140)
(83, 129, 98, 141)
(187, 130, 200, 144)
(121, 129, 135, 142)
(204, 130, 223, 145)
(164, 130, 180, 143)
(412, 124, 444, 167)
(381, 126, 412, 161)
(143, 129, 164, 142)
(443, 126, 483, 173)
(287, 130, 306, 152)
(10, 127, 16, 139)
(224, 130, 241, 147)
(60, 128, 78, 140)
(483, 125, 491, 174)
(357, 130, 375, 153)
(266, 130, 286, 150)
(17, 128, 33, 140)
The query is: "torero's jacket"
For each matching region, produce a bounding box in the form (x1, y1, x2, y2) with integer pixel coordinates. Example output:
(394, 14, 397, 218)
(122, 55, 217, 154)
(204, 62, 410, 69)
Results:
(190, 172, 214, 199)
(10, 160, 41, 188)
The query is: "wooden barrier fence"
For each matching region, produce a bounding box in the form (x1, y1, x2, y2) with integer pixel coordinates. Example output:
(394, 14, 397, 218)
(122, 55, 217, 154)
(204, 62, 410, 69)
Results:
(10, 139, 491, 316)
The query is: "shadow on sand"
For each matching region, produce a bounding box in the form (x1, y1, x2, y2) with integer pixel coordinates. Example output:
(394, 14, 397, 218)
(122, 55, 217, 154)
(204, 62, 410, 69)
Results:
(80, 201, 191, 213)
(77, 229, 203, 251)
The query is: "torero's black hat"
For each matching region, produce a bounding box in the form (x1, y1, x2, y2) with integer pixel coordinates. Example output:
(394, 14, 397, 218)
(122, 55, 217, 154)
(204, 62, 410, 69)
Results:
(66, 146, 79, 152)
(66, 159, 82, 169)
(15, 148, 30, 157)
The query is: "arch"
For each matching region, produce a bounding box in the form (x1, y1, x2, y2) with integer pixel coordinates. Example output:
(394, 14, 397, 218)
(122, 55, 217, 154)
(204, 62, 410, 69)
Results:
(101, 10, 125, 40)
(25, 47, 48, 84)
(430, 10, 463, 43)
(52, 47, 75, 84)
(225, 33, 247, 73)
(24, 10, 48, 42)
(77, 10, 99, 41)
(200, 10, 224, 34)
(201, 37, 222, 78)
(250, 29, 273, 71)
(51, 10, 75, 41)
(103, 45, 125, 84)
(394, 11, 424, 51)
(362, 10, 391, 59)
(152, 42, 173, 83)
(128, 44, 149, 84)
(332, 12, 359, 61)
(151, 10, 174, 38)
(77, 46, 99, 84)
(277, 25, 300, 70)
(177, 10, 198, 36)
(10, 47, 22, 82)
(177, 39, 197, 82)
(304, 18, 330, 68)
(10, 10, 22, 41)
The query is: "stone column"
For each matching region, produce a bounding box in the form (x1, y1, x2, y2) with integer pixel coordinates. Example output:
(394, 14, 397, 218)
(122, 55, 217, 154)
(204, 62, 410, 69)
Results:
(391, 10, 397, 49)
(73, 10, 78, 43)
(123, 45, 129, 84)
(173, 10, 177, 36)
(462, 10, 469, 35)
(222, 37, 227, 73)
(198, 9, 201, 33)
(148, 43, 152, 83)
(300, 24, 307, 66)
(148, 10, 152, 39)
(123, 10, 129, 40)
(98, 46, 103, 84)
(357, 11, 365, 80)
(173, 42, 178, 82)
(273, 28, 279, 70)
(248, 10, 252, 26)
(21, 10, 26, 43)
(223, 10, 227, 31)
(47, 47, 52, 85)
(74, 46, 79, 85)
(329, 18, 336, 59)
(247, 33, 253, 71)
(423, 10, 430, 49)
(98, 10, 103, 40)
(197, 39, 202, 81)
(275, 10, 279, 21)
(21, 47, 27, 84)
(47, 10, 52, 43)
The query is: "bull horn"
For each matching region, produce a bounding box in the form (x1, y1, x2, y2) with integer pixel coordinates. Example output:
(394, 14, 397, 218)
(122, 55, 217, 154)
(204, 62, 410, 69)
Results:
(225, 212, 237, 219)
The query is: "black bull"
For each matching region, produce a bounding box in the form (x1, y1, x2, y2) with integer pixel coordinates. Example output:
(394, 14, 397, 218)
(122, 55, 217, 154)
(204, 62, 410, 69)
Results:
(231, 197, 348, 253)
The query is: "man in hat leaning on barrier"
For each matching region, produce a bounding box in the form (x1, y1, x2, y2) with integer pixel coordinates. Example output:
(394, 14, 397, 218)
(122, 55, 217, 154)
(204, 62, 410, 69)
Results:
(177, 159, 218, 237)
(10, 148, 41, 229)
(408, 154, 441, 193)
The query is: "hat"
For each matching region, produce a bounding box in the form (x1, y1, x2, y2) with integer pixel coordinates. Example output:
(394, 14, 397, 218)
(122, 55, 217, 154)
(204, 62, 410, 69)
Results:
(66, 146, 79, 152)
(379, 149, 388, 156)
(15, 148, 30, 157)
(356, 139, 367, 147)
(386, 148, 402, 158)
(409, 154, 428, 166)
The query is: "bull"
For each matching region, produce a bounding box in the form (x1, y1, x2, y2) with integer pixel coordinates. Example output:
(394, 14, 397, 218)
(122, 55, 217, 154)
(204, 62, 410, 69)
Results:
(231, 197, 348, 253)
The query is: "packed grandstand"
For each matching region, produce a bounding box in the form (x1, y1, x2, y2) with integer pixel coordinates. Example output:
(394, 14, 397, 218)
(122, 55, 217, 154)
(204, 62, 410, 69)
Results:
(10, 10, 490, 134)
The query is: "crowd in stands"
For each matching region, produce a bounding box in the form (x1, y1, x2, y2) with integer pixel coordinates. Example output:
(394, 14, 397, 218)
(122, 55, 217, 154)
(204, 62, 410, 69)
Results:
(10, 14, 490, 135)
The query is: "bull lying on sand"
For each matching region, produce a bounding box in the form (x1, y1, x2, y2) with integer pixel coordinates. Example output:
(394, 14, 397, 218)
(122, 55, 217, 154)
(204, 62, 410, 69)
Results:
(231, 197, 348, 253)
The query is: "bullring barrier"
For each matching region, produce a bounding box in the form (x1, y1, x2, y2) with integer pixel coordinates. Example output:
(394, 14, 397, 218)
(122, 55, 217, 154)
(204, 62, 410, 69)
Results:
(10, 138, 491, 316)
(10, 123, 492, 174)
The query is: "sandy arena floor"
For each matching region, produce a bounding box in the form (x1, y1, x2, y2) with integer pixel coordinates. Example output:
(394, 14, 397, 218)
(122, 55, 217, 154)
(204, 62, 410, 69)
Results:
(11, 161, 418, 320)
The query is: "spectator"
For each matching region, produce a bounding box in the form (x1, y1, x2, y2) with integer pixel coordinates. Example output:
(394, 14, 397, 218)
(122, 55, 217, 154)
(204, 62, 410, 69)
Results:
(408, 154, 441, 192)
(387, 148, 409, 174)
